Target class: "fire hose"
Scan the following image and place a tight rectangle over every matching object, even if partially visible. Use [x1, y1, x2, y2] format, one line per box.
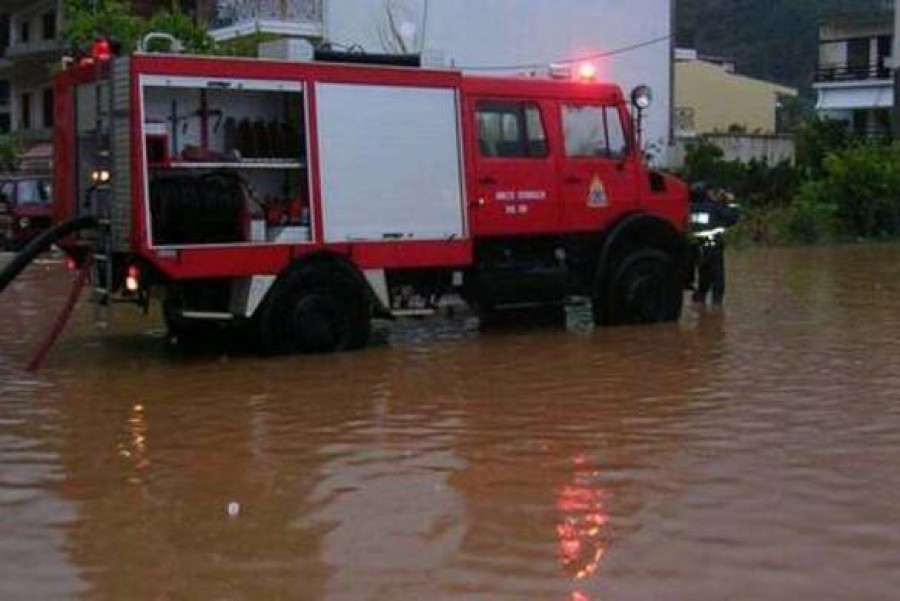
[0, 216, 98, 371]
[0, 216, 97, 294]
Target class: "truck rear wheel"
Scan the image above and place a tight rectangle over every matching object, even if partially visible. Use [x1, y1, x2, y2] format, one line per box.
[601, 248, 682, 325]
[260, 266, 370, 355]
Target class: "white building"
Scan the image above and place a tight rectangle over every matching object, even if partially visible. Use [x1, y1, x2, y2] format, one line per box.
[0, 1, 63, 141]
[211, 0, 676, 164]
[814, 2, 894, 137]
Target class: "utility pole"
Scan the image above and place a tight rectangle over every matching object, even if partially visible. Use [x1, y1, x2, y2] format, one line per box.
[894, 0, 900, 138]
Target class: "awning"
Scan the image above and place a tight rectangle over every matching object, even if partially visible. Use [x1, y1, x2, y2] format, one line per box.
[816, 86, 894, 111]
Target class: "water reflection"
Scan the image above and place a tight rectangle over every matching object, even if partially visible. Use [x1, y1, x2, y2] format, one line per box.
[556, 455, 609, 598]
[3, 246, 900, 599]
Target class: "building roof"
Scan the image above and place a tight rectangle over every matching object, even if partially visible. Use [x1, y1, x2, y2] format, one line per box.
[676, 58, 797, 97]
[675, 57, 797, 135]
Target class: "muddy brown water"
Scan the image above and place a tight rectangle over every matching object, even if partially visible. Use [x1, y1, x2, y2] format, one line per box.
[2, 246, 900, 600]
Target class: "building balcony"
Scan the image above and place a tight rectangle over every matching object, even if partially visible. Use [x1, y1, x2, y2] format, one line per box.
[2, 0, 57, 12]
[16, 127, 52, 144]
[210, 0, 324, 41]
[815, 62, 892, 83]
[815, 78, 893, 114]
[3, 39, 64, 61]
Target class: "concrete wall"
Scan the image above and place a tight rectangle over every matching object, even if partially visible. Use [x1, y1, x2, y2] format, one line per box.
[675, 59, 796, 135]
[670, 134, 795, 169]
[325, 0, 674, 164]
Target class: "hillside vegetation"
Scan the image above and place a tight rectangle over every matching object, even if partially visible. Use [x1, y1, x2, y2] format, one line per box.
[676, 0, 890, 89]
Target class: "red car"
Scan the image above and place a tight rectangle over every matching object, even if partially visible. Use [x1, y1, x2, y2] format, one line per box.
[0, 175, 53, 251]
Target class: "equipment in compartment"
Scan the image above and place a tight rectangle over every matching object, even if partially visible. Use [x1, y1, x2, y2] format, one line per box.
[225, 117, 301, 161]
[143, 83, 304, 164]
[143, 78, 310, 247]
[150, 170, 310, 246]
[150, 172, 249, 245]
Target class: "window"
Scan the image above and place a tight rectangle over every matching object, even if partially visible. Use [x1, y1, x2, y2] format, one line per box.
[476, 102, 547, 158]
[20, 92, 31, 130]
[0, 80, 9, 106]
[605, 107, 628, 156]
[562, 105, 629, 158]
[847, 38, 870, 78]
[0, 15, 9, 55]
[523, 105, 548, 157]
[877, 36, 892, 78]
[0, 114, 10, 134]
[42, 11, 56, 40]
[0, 182, 13, 203]
[19, 20, 30, 44]
[16, 179, 52, 205]
[42, 88, 53, 128]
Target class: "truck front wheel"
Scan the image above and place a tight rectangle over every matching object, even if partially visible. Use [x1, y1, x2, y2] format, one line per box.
[601, 248, 683, 325]
[260, 267, 370, 355]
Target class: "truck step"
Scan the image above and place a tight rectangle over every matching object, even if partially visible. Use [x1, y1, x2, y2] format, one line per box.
[179, 311, 235, 321]
[390, 308, 436, 318]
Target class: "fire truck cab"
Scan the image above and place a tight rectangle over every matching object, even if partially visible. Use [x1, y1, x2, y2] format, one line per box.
[53, 48, 691, 354]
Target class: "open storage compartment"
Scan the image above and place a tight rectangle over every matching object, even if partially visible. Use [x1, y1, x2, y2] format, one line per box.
[140, 75, 311, 247]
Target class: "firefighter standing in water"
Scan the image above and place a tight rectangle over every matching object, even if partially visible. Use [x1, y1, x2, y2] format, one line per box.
[690, 182, 740, 305]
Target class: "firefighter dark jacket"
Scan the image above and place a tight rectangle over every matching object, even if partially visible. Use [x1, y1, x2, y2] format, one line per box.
[691, 197, 740, 231]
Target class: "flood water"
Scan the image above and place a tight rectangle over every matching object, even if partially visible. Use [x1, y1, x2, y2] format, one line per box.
[2, 245, 900, 600]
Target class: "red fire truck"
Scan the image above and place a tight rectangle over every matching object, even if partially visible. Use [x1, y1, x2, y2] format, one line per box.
[49, 44, 692, 354]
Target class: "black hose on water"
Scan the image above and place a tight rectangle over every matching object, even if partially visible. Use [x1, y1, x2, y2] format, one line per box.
[0, 216, 98, 295]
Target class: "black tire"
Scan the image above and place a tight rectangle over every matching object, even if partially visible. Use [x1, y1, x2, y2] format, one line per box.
[600, 247, 683, 325]
[259, 266, 370, 355]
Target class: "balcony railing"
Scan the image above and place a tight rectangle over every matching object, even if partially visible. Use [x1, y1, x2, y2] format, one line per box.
[3, 39, 63, 60]
[16, 127, 53, 144]
[815, 63, 892, 83]
[212, 0, 323, 35]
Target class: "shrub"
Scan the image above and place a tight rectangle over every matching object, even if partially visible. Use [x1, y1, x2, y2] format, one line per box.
[786, 182, 841, 244]
[794, 116, 852, 178]
[681, 141, 803, 209]
[725, 205, 792, 247]
[808, 143, 900, 240]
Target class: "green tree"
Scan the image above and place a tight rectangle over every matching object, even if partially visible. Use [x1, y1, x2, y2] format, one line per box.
[676, 0, 889, 90]
[63, 0, 145, 50]
[794, 116, 851, 178]
[0, 136, 20, 171]
[146, 10, 215, 53]
[63, 0, 212, 54]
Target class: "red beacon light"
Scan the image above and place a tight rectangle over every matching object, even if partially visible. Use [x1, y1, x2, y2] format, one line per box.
[577, 62, 598, 82]
[549, 62, 599, 82]
[91, 38, 112, 62]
